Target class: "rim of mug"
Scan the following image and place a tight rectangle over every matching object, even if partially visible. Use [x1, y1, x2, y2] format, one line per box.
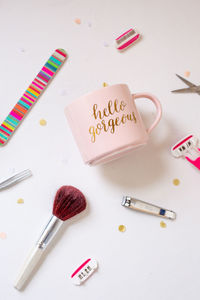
[67, 83, 129, 106]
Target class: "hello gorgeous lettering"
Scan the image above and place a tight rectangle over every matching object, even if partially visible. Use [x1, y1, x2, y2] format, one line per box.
[89, 99, 137, 143]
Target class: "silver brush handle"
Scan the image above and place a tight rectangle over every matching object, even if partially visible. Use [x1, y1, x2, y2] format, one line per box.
[36, 215, 64, 249]
[14, 215, 63, 290]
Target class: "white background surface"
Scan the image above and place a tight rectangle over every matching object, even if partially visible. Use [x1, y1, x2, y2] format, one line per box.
[0, 0, 200, 299]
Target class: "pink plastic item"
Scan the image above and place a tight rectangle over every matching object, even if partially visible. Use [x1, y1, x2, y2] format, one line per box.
[171, 134, 200, 170]
[71, 258, 98, 285]
[115, 28, 140, 51]
[65, 84, 162, 166]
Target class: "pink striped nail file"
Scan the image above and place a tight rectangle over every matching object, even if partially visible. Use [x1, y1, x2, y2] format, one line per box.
[0, 48, 67, 146]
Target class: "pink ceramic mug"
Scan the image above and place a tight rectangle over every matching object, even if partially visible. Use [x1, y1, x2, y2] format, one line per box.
[65, 84, 162, 165]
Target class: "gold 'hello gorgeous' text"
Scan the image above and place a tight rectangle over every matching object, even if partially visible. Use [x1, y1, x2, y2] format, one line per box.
[89, 99, 137, 142]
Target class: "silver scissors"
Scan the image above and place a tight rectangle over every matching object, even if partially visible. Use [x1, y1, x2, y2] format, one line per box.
[171, 74, 200, 95]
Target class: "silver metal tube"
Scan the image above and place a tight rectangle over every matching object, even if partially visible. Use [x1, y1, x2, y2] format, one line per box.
[36, 215, 64, 249]
[0, 169, 32, 190]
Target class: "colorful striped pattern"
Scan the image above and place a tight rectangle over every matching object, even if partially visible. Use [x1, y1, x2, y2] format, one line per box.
[0, 48, 67, 146]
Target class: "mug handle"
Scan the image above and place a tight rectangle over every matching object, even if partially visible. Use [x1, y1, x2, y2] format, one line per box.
[132, 93, 162, 134]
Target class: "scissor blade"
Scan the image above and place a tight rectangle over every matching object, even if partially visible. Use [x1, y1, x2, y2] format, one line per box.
[171, 87, 197, 93]
[175, 74, 196, 88]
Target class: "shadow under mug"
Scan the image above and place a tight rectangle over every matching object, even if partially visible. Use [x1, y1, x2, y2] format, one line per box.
[65, 84, 162, 166]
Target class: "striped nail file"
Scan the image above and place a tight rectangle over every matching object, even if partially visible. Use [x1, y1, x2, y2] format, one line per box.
[0, 48, 67, 146]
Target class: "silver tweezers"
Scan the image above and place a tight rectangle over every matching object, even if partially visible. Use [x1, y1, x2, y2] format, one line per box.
[0, 169, 32, 190]
[171, 74, 200, 95]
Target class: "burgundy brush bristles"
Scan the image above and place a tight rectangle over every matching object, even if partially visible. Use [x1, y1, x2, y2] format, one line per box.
[53, 186, 86, 221]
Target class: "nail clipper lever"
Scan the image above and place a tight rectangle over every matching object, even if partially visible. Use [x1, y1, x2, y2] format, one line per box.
[122, 196, 176, 220]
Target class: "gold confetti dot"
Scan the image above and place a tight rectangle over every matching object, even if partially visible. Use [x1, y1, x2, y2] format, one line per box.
[17, 198, 24, 204]
[184, 71, 190, 77]
[173, 178, 180, 186]
[74, 18, 81, 24]
[103, 82, 108, 87]
[39, 119, 47, 126]
[118, 225, 126, 232]
[160, 221, 167, 228]
[0, 232, 7, 239]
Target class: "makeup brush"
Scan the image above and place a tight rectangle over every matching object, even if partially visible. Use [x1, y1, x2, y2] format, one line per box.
[14, 185, 86, 290]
